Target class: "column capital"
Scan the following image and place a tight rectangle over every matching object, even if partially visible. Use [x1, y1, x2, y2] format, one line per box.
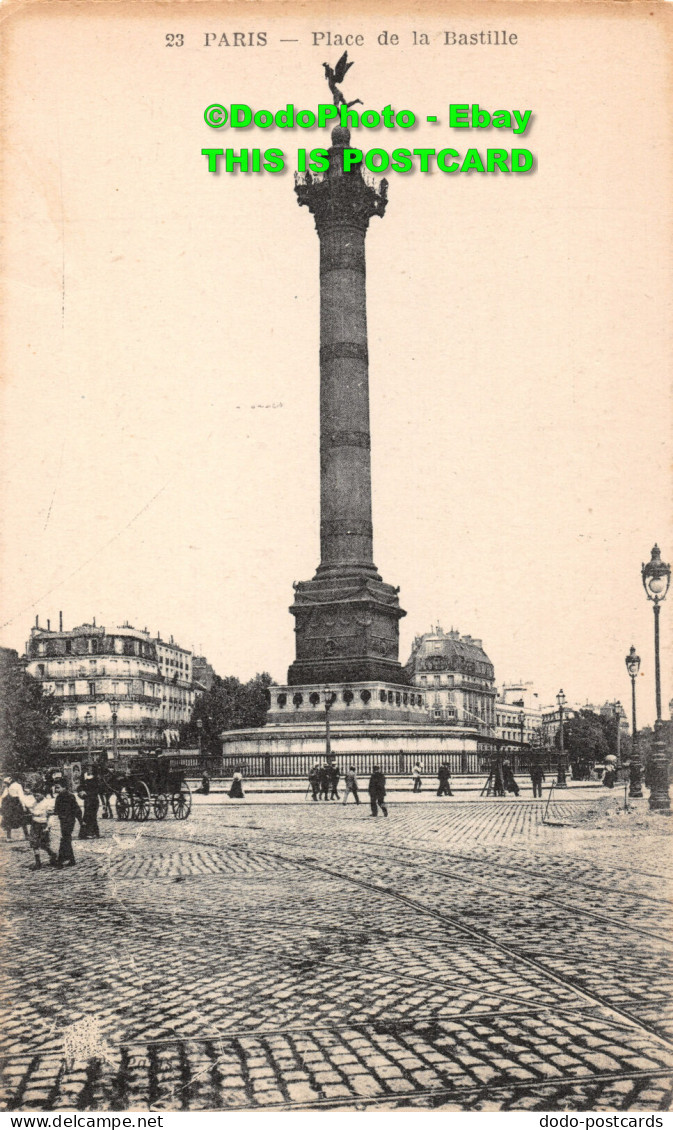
[295, 147, 387, 233]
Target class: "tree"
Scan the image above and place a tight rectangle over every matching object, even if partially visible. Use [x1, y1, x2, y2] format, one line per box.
[180, 672, 274, 756]
[0, 649, 62, 776]
[554, 708, 633, 780]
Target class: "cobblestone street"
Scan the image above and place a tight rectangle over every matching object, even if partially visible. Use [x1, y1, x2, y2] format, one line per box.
[2, 792, 672, 1112]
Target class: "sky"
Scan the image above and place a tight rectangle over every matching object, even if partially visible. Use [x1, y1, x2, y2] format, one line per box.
[1, 1, 671, 724]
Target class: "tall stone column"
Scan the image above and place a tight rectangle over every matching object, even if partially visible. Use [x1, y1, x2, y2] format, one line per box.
[288, 127, 407, 687]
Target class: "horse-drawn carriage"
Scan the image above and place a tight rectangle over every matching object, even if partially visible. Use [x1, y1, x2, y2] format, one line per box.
[104, 754, 192, 822]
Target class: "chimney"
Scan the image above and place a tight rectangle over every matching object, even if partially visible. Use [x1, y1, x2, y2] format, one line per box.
[93, 616, 96, 627]
[35, 615, 39, 628]
[59, 611, 63, 632]
[47, 619, 51, 631]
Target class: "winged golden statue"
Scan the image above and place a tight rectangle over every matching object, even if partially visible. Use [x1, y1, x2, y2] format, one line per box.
[322, 51, 363, 109]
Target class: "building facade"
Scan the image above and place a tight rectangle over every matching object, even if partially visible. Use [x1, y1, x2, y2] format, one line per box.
[405, 627, 497, 731]
[494, 683, 544, 747]
[541, 702, 578, 747]
[154, 635, 194, 746]
[25, 618, 195, 759]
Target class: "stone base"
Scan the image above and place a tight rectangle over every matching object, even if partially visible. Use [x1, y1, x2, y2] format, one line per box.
[221, 679, 481, 770]
[288, 573, 408, 687]
[221, 720, 480, 767]
[268, 680, 426, 726]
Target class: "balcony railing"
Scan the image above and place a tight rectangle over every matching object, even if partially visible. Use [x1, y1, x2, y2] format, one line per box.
[54, 693, 161, 705]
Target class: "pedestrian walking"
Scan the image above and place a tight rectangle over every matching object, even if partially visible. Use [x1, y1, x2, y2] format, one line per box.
[78, 768, 101, 839]
[437, 762, 453, 796]
[342, 766, 360, 805]
[228, 768, 245, 798]
[318, 762, 331, 802]
[201, 772, 211, 796]
[329, 761, 340, 800]
[411, 763, 422, 793]
[28, 790, 57, 870]
[502, 761, 520, 796]
[53, 782, 82, 868]
[529, 761, 545, 798]
[308, 763, 321, 802]
[368, 766, 388, 817]
[603, 755, 617, 789]
[1, 775, 32, 841]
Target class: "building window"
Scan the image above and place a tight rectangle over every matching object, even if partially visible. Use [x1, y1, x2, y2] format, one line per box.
[88, 682, 96, 696]
[69, 683, 76, 695]
[65, 640, 72, 654]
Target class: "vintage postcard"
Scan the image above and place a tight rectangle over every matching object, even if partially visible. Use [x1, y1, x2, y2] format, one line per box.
[1, 0, 672, 1117]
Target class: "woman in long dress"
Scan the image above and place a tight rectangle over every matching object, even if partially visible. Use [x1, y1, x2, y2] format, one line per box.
[228, 769, 244, 799]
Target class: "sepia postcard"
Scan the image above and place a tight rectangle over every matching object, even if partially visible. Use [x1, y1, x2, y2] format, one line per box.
[1, 0, 672, 1119]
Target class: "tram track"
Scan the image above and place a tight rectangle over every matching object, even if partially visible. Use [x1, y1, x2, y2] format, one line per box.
[3, 819, 673, 1114]
[205, 805, 673, 885]
[302, 845, 672, 944]
[115, 827, 673, 1055]
[111, 822, 671, 941]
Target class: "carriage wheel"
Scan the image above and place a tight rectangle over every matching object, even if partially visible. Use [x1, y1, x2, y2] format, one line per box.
[171, 781, 192, 820]
[115, 787, 131, 821]
[153, 792, 169, 821]
[132, 781, 151, 822]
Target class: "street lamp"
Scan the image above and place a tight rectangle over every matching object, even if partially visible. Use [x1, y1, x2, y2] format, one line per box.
[84, 709, 92, 758]
[519, 710, 525, 753]
[625, 646, 642, 799]
[556, 690, 567, 787]
[642, 544, 671, 813]
[110, 698, 119, 767]
[196, 717, 203, 758]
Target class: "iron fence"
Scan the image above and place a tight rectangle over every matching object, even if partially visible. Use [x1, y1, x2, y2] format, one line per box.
[178, 749, 560, 779]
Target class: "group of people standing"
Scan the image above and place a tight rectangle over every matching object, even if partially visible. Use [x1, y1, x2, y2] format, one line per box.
[411, 762, 454, 796]
[0, 767, 103, 872]
[308, 762, 388, 816]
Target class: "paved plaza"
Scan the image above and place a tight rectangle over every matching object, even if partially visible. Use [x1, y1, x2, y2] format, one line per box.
[1, 788, 673, 1112]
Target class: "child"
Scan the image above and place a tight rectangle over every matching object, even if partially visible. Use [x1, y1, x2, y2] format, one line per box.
[28, 791, 57, 870]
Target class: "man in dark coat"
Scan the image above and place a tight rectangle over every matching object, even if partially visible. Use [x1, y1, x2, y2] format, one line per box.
[437, 763, 453, 796]
[368, 766, 388, 817]
[308, 763, 321, 801]
[78, 769, 101, 839]
[502, 761, 520, 796]
[53, 782, 82, 868]
[328, 761, 340, 800]
[529, 760, 545, 798]
[318, 762, 331, 802]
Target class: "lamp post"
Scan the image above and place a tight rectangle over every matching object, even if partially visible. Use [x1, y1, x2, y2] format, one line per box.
[519, 710, 525, 753]
[110, 698, 119, 767]
[625, 646, 642, 798]
[614, 702, 622, 767]
[84, 709, 92, 759]
[196, 717, 203, 758]
[642, 544, 671, 813]
[324, 686, 336, 762]
[556, 690, 567, 787]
